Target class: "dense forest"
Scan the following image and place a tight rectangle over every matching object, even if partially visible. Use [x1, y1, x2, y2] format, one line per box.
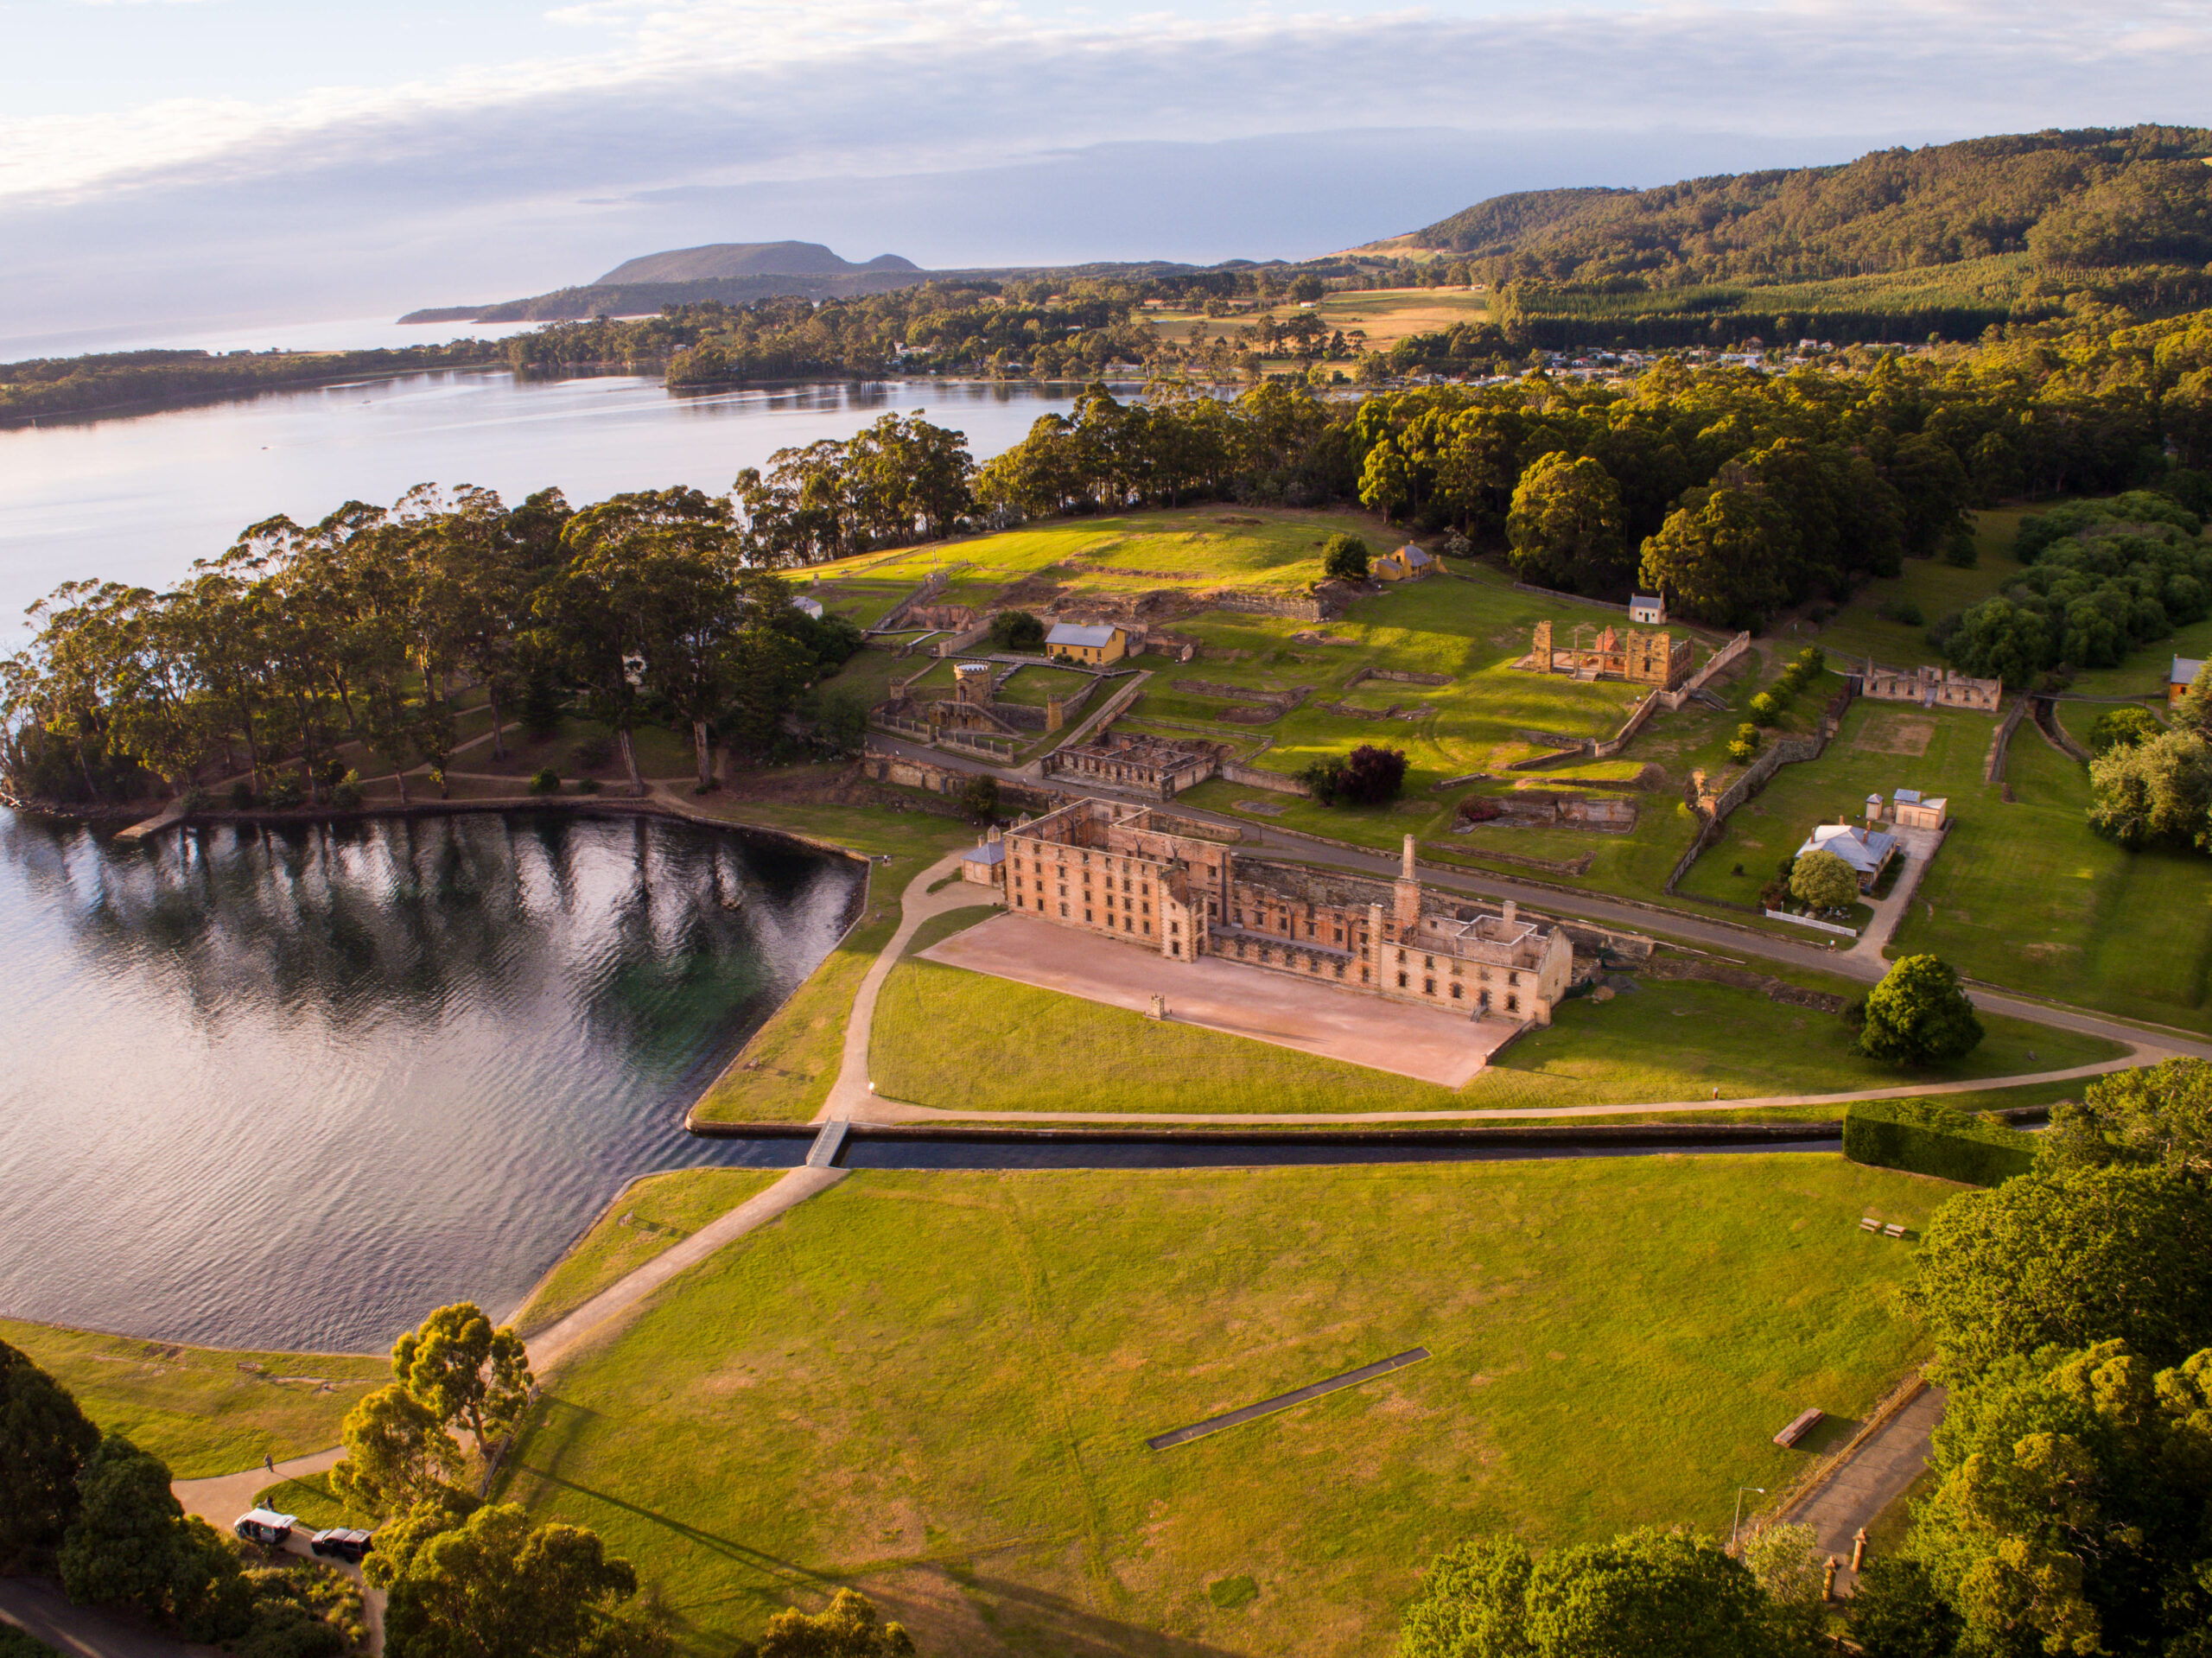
[1392, 126, 2212, 346]
[0, 340, 508, 424]
[14, 299, 2212, 814]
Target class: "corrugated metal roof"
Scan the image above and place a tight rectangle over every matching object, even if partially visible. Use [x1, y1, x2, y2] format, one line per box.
[1894, 788, 1922, 804]
[963, 842, 1007, 865]
[1797, 823, 1896, 877]
[2175, 657, 2207, 684]
[1046, 622, 1119, 648]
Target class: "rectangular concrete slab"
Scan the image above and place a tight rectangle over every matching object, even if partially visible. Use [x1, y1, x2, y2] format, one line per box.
[919, 912, 1514, 1086]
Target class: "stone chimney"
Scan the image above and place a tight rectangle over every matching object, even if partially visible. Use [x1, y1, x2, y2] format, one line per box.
[1503, 899, 1517, 928]
[1394, 835, 1421, 930]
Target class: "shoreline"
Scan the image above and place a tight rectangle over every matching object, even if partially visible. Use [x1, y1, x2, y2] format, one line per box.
[0, 365, 1165, 431]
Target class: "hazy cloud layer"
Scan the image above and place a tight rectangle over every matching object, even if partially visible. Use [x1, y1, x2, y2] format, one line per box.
[6, 0, 2210, 342]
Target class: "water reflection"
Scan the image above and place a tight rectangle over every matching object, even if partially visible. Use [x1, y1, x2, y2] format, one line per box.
[0, 809, 859, 1351]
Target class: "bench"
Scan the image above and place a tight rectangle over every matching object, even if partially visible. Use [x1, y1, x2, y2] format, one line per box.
[1774, 1407, 1824, 1449]
[1859, 1216, 1880, 1231]
[1884, 1223, 1907, 1239]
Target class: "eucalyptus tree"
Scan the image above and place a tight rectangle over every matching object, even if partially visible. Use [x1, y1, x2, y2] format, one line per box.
[533, 488, 736, 795]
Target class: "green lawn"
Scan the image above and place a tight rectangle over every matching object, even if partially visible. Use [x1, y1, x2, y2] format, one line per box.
[1672, 696, 1997, 912]
[1891, 724, 2212, 1032]
[991, 664, 1097, 708]
[499, 1158, 1942, 1657]
[510, 1170, 788, 1335]
[1811, 508, 2037, 669]
[1, 1319, 385, 1479]
[868, 949, 2119, 1115]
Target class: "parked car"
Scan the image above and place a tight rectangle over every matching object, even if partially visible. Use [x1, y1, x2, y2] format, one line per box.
[309, 1527, 374, 1564]
[232, 1509, 296, 1547]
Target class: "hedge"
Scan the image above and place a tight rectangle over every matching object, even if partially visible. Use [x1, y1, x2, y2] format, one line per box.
[1842, 1097, 2037, 1186]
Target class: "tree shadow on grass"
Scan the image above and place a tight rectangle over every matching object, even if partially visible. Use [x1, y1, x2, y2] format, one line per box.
[945, 1569, 1248, 1658]
[512, 1463, 835, 1595]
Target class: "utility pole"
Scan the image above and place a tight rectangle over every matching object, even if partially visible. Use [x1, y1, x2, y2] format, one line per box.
[1730, 1486, 1766, 1553]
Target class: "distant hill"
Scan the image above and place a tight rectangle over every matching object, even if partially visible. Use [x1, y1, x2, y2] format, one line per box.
[1364, 187, 1633, 259]
[594, 241, 921, 283]
[1368, 126, 2212, 284]
[401, 242, 935, 325]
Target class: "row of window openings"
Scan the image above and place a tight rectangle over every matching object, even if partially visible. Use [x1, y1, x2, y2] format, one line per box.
[1394, 969, 1520, 1010]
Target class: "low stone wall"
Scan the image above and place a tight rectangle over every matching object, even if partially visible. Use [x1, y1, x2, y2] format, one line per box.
[1984, 694, 2030, 783]
[1206, 588, 1332, 622]
[1638, 956, 1847, 1013]
[1219, 760, 1313, 797]
[1346, 666, 1451, 689]
[1425, 841, 1596, 877]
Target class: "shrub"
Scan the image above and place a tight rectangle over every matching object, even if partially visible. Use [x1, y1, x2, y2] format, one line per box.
[230, 781, 256, 810]
[987, 610, 1046, 651]
[958, 774, 1000, 823]
[1726, 737, 1758, 764]
[528, 769, 561, 796]
[1458, 797, 1503, 823]
[1878, 598, 1926, 626]
[1304, 745, 1407, 806]
[329, 772, 364, 810]
[1747, 691, 1781, 726]
[262, 772, 303, 810]
[1843, 1098, 2036, 1185]
[1789, 847, 1860, 913]
[1321, 533, 1371, 582]
[2091, 705, 2164, 754]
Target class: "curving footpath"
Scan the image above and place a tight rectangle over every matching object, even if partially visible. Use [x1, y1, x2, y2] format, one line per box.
[823, 849, 988, 1122]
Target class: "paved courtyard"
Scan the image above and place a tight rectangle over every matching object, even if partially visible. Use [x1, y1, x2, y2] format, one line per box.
[919, 912, 1516, 1086]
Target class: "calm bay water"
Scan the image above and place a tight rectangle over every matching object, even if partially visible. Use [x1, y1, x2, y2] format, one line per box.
[0, 371, 1097, 632]
[0, 809, 856, 1352]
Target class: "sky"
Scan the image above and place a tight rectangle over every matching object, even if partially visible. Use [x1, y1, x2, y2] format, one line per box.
[4, 0, 2212, 350]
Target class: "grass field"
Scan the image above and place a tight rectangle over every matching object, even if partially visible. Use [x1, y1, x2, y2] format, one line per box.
[1891, 722, 2212, 1032]
[1809, 509, 2036, 669]
[1141, 289, 1491, 354]
[1671, 696, 1996, 912]
[1, 1318, 385, 1479]
[509, 1170, 788, 1334]
[500, 1158, 1942, 1657]
[806, 506, 1384, 626]
[868, 946, 2119, 1115]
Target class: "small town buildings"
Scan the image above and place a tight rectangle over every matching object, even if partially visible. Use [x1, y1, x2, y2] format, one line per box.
[1525, 619, 1693, 689]
[1046, 621, 1128, 664]
[1860, 661, 2002, 712]
[2172, 657, 2206, 707]
[998, 798, 1575, 1023]
[1629, 593, 1667, 626]
[1797, 821, 1897, 890]
[1374, 543, 1436, 581]
[793, 594, 826, 620]
[1864, 789, 1946, 830]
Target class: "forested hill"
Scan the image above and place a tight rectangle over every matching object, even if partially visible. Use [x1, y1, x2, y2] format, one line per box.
[1377, 127, 2212, 283]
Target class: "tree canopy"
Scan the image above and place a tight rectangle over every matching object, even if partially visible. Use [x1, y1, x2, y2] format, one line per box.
[1859, 956, 1985, 1067]
[1912, 1163, 2212, 1375]
[0, 1339, 101, 1564]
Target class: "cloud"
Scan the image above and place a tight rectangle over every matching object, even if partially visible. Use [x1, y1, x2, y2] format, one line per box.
[8, 0, 2210, 211]
[2, 0, 2209, 340]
